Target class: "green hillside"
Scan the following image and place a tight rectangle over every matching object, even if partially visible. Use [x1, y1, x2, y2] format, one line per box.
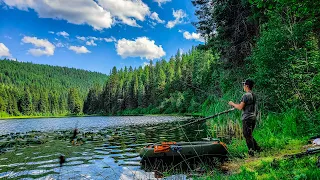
[0, 59, 108, 117]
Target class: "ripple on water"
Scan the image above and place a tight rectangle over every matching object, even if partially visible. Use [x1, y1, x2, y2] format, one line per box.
[28, 169, 52, 176]
[37, 163, 60, 168]
[31, 153, 60, 160]
[105, 145, 121, 149]
[123, 157, 141, 162]
[122, 153, 139, 158]
[127, 144, 140, 148]
[67, 156, 93, 161]
[94, 150, 110, 155]
[26, 159, 57, 165]
[124, 148, 136, 153]
[110, 149, 123, 154]
[119, 161, 141, 167]
[0, 171, 16, 178]
[63, 160, 84, 166]
[0, 116, 210, 179]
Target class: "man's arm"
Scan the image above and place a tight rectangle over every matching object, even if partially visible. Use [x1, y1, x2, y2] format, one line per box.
[228, 101, 245, 110]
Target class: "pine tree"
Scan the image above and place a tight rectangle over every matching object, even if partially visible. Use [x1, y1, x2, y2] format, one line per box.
[68, 88, 82, 114]
[20, 88, 33, 115]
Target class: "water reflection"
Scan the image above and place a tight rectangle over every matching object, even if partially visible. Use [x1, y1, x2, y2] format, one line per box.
[0, 116, 221, 179]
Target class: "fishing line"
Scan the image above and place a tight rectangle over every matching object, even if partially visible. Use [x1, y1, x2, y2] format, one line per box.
[176, 120, 205, 165]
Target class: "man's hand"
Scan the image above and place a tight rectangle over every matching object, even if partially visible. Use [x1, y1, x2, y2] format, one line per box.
[228, 101, 245, 110]
[228, 101, 235, 106]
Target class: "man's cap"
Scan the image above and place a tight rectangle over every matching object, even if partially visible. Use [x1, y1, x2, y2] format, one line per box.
[242, 79, 254, 88]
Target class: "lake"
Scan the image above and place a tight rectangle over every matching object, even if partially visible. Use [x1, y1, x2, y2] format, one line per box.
[0, 116, 217, 179]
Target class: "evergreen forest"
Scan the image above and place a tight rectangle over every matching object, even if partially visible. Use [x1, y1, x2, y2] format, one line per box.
[0, 60, 107, 117]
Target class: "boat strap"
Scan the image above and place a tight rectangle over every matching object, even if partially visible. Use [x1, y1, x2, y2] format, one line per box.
[154, 145, 170, 153]
[154, 142, 177, 153]
[161, 142, 176, 145]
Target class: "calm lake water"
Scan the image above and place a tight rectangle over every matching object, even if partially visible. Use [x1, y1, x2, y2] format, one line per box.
[0, 116, 216, 179]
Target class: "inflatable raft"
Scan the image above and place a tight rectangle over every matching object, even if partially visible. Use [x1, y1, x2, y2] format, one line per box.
[139, 139, 228, 160]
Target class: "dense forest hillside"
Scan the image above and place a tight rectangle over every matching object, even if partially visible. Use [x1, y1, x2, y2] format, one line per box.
[0, 59, 107, 117]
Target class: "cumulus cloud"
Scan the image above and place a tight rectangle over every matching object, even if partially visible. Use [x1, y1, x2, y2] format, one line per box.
[0, 43, 12, 57]
[88, 36, 99, 41]
[166, 9, 187, 29]
[150, 12, 164, 24]
[48, 31, 54, 34]
[153, 0, 171, 7]
[69, 46, 91, 54]
[56, 31, 69, 38]
[54, 42, 66, 48]
[104, 36, 117, 42]
[116, 37, 165, 60]
[22, 36, 55, 56]
[86, 40, 97, 46]
[76, 36, 86, 41]
[182, 31, 205, 42]
[2, 0, 113, 30]
[97, 0, 150, 27]
[76, 36, 116, 43]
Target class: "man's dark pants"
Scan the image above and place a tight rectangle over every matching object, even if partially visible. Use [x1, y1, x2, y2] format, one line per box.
[243, 118, 260, 156]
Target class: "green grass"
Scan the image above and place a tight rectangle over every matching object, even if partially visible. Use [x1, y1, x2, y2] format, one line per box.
[196, 153, 320, 180]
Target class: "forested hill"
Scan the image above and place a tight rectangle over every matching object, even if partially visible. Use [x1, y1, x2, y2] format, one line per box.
[0, 59, 108, 117]
[0, 59, 107, 94]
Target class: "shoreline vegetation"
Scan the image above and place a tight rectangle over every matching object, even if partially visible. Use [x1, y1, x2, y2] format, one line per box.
[0, 113, 203, 120]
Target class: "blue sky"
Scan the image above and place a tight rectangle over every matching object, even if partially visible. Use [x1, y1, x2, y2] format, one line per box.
[0, 0, 204, 74]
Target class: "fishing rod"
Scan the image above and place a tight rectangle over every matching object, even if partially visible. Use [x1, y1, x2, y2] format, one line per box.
[169, 108, 235, 131]
[284, 147, 320, 159]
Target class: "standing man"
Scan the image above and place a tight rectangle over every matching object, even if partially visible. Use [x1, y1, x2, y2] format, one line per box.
[228, 79, 261, 156]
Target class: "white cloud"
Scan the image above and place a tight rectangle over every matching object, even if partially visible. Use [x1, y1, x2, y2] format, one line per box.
[2, 0, 113, 30]
[97, 0, 150, 27]
[22, 36, 55, 56]
[88, 36, 99, 41]
[48, 31, 54, 34]
[166, 9, 187, 29]
[55, 42, 65, 48]
[0, 43, 12, 57]
[86, 40, 97, 46]
[69, 46, 90, 54]
[104, 37, 117, 42]
[56, 31, 69, 38]
[182, 31, 205, 42]
[150, 12, 164, 24]
[116, 37, 165, 60]
[76, 36, 116, 43]
[153, 0, 171, 7]
[76, 36, 86, 41]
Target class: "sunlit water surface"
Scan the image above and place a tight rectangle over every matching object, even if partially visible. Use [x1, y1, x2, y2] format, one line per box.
[0, 116, 216, 179]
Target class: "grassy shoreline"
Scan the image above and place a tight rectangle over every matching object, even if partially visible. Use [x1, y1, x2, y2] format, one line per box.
[197, 138, 320, 179]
